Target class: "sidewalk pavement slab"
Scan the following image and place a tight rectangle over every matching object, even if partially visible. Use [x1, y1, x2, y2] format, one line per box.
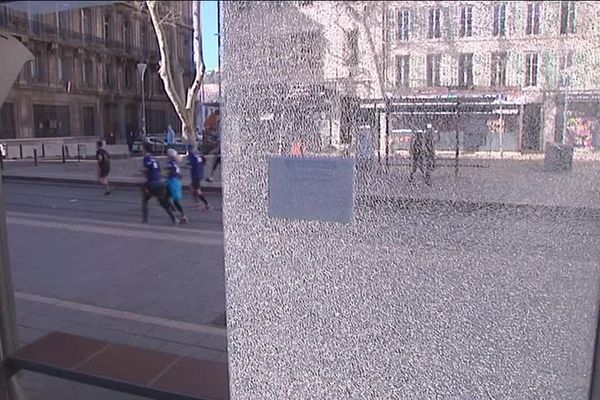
[1, 155, 222, 192]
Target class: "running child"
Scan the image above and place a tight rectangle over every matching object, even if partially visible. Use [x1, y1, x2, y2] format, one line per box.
[166, 148, 188, 224]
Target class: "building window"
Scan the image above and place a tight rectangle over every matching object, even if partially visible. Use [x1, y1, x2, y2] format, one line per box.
[29, 51, 45, 82]
[428, 8, 441, 38]
[82, 106, 95, 136]
[83, 59, 93, 87]
[560, 1, 576, 34]
[526, 2, 541, 35]
[524, 52, 538, 87]
[493, 3, 506, 37]
[104, 63, 114, 89]
[57, 11, 69, 40]
[81, 8, 92, 37]
[33, 105, 71, 138]
[491, 52, 507, 87]
[460, 5, 473, 37]
[58, 56, 71, 83]
[426, 54, 441, 86]
[559, 51, 574, 86]
[396, 55, 410, 88]
[141, 24, 149, 55]
[103, 14, 111, 42]
[125, 63, 134, 90]
[0, 6, 9, 28]
[123, 20, 132, 51]
[0, 103, 16, 139]
[30, 13, 41, 35]
[397, 10, 409, 41]
[346, 28, 359, 66]
[458, 53, 474, 87]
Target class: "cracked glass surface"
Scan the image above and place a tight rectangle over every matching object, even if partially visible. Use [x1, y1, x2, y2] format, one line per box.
[221, 1, 600, 399]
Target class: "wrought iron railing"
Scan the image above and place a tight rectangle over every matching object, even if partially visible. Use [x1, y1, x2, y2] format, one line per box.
[0, 11, 159, 61]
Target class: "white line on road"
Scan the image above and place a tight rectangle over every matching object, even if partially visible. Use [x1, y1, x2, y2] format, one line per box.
[7, 210, 223, 236]
[15, 291, 227, 337]
[7, 215, 223, 246]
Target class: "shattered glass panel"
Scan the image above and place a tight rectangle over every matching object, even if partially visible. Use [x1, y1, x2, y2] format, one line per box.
[222, 1, 600, 398]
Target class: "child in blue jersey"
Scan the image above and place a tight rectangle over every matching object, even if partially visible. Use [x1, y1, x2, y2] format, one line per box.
[166, 149, 188, 224]
[141, 152, 176, 224]
[187, 146, 212, 210]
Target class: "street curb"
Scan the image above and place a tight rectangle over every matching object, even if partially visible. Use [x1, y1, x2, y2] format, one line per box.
[360, 194, 600, 216]
[1, 174, 223, 193]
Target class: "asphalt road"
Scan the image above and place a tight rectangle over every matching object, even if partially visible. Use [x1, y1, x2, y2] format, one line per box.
[3, 179, 600, 399]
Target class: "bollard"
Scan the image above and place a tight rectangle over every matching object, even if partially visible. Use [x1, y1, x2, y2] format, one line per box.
[19, 144, 22, 159]
[62, 145, 66, 163]
[33, 148, 37, 166]
[77, 145, 81, 162]
[65, 145, 69, 158]
[41, 143, 45, 158]
[0, 153, 3, 170]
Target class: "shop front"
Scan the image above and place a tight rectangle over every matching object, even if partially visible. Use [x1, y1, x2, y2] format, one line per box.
[383, 95, 521, 156]
[555, 93, 600, 151]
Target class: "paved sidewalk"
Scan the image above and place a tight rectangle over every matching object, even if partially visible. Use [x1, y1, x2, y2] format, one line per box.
[360, 156, 600, 210]
[1, 155, 222, 190]
[3, 153, 599, 210]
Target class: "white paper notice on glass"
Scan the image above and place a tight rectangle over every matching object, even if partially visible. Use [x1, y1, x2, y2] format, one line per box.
[268, 156, 355, 223]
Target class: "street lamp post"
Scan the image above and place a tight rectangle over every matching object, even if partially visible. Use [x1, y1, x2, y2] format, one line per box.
[137, 63, 147, 139]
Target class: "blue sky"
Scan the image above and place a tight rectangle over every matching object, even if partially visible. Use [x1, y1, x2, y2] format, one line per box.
[201, 0, 219, 71]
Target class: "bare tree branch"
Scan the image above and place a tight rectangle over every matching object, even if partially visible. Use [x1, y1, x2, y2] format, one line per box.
[340, 1, 387, 102]
[186, 0, 205, 111]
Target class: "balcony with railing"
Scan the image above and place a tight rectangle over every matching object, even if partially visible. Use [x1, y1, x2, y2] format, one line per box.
[0, 11, 159, 61]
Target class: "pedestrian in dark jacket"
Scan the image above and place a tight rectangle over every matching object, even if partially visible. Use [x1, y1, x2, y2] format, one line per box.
[409, 127, 435, 185]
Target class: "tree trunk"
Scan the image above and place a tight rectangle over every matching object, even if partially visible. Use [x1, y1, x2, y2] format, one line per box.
[146, 0, 205, 146]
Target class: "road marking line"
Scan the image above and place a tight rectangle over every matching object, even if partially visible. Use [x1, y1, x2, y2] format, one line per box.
[15, 291, 227, 337]
[7, 211, 223, 237]
[7, 216, 223, 246]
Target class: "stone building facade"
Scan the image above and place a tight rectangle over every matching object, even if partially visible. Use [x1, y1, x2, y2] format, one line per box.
[226, 1, 600, 154]
[0, 1, 194, 144]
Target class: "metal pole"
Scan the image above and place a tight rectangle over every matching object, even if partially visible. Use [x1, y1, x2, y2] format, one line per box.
[18, 145, 22, 160]
[41, 143, 45, 158]
[217, 0, 221, 104]
[141, 82, 146, 138]
[0, 174, 25, 400]
[499, 99, 504, 160]
[454, 97, 459, 177]
[33, 148, 37, 166]
[138, 63, 147, 140]
[562, 90, 568, 145]
[61, 145, 65, 163]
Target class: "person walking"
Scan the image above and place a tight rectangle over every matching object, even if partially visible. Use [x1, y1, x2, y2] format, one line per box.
[408, 127, 435, 185]
[96, 140, 111, 195]
[127, 131, 135, 155]
[187, 145, 212, 210]
[166, 125, 175, 147]
[166, 148, 188, 224]
[141, 151, 177, 224]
